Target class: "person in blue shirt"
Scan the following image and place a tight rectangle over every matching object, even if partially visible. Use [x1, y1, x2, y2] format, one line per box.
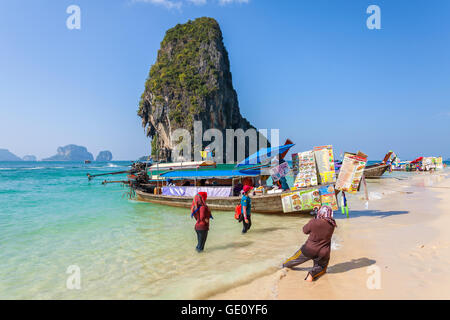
[241, 185, 253, 233]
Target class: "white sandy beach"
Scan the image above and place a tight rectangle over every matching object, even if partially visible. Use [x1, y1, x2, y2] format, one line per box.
[211, 170, 450, 299]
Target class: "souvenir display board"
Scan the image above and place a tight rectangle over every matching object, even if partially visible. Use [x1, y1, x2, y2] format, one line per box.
[292, 151, 318, 188]
[422, 157, 435, 170]
[270, 161, 291, 182]
[313, 145, 336, 184]
[280, 188, 321, 213]
[318, 185, 338, 211]
[335, 153, 368, 193]
[435, 157, 444, 170]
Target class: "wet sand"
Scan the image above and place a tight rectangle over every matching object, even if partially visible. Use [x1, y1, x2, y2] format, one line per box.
[210, 170, 450, 299]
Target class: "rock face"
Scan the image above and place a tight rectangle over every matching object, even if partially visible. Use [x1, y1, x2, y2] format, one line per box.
[23, 155, 37, 161]
[138, 17, 266, 162]
[139, 155, 152, 161]
[0, 149, 23, 161]
[43, 145, 94, 161]
[96, 151, 113, 162]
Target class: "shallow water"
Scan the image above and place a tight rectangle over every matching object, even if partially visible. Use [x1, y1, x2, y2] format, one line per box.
[0, 161, 309, 299]
[0, 161, 448, 299]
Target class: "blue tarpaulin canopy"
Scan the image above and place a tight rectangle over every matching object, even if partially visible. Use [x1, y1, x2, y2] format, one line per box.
[236, 144, 295, 167]
[160, 169, 261, 179]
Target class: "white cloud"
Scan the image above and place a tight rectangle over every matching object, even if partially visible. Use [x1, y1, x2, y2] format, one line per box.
[133, 0, 183, 10]
[188, 0, 207, 5]
[133, 0, 249, 10]
[219, 0, 249, 4]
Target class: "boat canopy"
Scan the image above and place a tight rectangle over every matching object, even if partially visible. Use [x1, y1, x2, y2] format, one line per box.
[149, 160, 216, 171]
[160, 169, 261, 179]
[236, 144, 295, 167]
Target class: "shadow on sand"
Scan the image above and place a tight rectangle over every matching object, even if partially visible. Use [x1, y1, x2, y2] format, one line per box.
[335, 210, 409, 219]
[208, 241, 253, 252]
[250, 227, 288, 233]
[291, 257, 376, 274]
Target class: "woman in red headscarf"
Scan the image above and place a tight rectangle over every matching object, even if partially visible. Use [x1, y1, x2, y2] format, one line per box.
[282, 205, 336, 281]
[191, 192, 212, 252]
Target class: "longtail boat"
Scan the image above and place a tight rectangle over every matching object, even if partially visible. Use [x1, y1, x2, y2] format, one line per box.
[90, 141, 367, 215]
[135, 189, 286, 213]
[363, 151, 395, 179]
[132, 143, 305, 214]
[363, 163, 391, 178]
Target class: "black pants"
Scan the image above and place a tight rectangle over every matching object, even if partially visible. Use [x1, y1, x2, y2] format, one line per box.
[196, 229, 208, 252]
[242, 216, 252, 233]
[282, 247, 329, 280]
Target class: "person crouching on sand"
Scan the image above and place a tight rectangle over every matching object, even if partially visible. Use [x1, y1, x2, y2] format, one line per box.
[191, 192, 212, 252]
[282, 205, 336, 281]
[240, 185, 253, 234]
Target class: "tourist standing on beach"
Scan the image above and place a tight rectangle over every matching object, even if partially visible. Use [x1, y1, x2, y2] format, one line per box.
[241, 185, 253, 234]
[282, 205, 336, 281]
[191, 192, 211, 252]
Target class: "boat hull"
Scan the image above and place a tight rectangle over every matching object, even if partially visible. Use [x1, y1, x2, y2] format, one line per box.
[363, 163, 390, 178]
[134, 189, 309, 214]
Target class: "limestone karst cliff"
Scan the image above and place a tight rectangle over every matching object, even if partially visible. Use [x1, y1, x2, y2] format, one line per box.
[0, 149, 22, 161]
[96, 151, 113, 162]
[138, 17, 267, 162]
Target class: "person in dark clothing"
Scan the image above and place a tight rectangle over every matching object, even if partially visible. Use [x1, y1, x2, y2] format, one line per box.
[277, 176, 290, 191]
[233, 182, 243, 196]
[240, 185, 253, 234]
[283, 205, 336, 281]
[191, 192, 212, 252]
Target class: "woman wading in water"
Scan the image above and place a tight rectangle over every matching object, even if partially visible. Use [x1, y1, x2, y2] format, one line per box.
[191, 192, 212, 252]
[240, 185, 253, 234]
[282, 205, 336, 281]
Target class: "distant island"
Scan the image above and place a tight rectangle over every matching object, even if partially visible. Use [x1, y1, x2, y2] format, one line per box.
[96, 151, 113, 162]
[43, 145, 94, 161]
[22, 155, 37, 161]
[0, 149, 23, 161]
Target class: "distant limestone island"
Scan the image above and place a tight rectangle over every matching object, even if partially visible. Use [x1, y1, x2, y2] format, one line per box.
[22, 155, 37, 161]
[43, 145, 113, 162]
[96, 150, 113, 162]
[0, 149, 23, 161]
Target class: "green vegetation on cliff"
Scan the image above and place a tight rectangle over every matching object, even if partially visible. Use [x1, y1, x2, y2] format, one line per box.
[137, 17, 260, 161]
[138, 17, 222, 129]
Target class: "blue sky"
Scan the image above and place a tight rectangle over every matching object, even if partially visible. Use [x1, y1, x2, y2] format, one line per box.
[1, 0, 449, 160]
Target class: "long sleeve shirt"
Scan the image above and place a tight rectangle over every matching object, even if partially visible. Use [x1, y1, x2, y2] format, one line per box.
[301, 218, 335, 259]
[194, 205, 211, 231]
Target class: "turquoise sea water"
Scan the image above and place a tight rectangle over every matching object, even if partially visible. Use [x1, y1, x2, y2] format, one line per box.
[1, 160, 448, 299]
[0, 161, 307, 299]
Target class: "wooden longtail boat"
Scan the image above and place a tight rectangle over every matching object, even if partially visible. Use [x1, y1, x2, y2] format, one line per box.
[363, 163, 390, 178]
[362, 151, 394, 179]
[134, 188, 287, 214]
[132, 142, 310, 214]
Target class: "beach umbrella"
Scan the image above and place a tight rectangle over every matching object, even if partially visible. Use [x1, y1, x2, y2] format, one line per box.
[236, 144, 295, 167]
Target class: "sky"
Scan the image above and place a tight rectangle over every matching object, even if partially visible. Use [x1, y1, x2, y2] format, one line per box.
[0, 0, 449, 160]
